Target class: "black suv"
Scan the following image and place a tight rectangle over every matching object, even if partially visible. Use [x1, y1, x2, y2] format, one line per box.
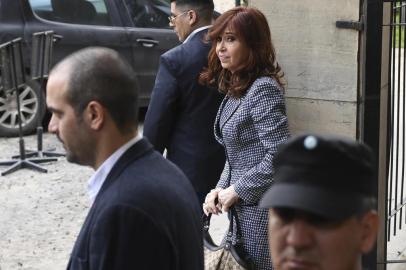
[0, 0, 179, 136]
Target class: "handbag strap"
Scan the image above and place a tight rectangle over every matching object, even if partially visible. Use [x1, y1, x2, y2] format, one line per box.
[226, 207, 243, 245]
[222, 147, 244, 245]
[203, 213, 211, 233]
[203, 209, 243, 243]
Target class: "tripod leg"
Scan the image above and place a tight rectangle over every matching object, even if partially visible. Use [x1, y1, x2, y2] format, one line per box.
[12, 149, 65, 159]
[37, 126, 43, 152]
[1, 160, 48, 176]
[29, 157, 58, 163]
[1, 161, 23, 176]
[16, 151, 37, 159]
[23, 160, 48, 173]
[0, 160, 20, 166]
[40, 151, 65, 157]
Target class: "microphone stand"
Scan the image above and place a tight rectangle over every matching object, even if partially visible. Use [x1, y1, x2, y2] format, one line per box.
[0, 38, 54, 176]
[15, 31, 64, 159]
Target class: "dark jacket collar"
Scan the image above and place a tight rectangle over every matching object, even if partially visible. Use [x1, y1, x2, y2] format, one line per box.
[95, 138, 154, 200]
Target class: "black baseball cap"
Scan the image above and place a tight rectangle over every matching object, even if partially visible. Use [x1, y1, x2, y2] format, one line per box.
[260, 134, 376, 220]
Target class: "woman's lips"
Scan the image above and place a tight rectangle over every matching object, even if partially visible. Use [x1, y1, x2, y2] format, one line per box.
[218, 55, 228, 62]
[284, 258, 317, 269]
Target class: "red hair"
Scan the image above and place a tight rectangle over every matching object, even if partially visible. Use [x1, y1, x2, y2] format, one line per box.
[199, 6, 284, 97]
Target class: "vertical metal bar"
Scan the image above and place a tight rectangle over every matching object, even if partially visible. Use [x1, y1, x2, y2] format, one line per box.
[388, 0, 396, 242]
[401, 0, 406, 231]
[10, 41, 25, 148]
[364, 0, 385, 267]
[38, 34, 45, 152]
[377, 3, 391, 267]
[393, 0, 403, 237]
[402, 1, 406, 230]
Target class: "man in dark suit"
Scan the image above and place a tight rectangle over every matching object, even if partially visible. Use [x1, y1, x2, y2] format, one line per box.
[143, 0, 225, 205]
[46, 47, 203, 270]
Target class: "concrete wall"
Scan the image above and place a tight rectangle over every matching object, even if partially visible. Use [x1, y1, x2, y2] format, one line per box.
[213, 0, 235, 13]
[250, 0, 360, 138]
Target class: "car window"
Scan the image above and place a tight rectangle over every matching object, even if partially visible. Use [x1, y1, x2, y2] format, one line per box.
[124, 0, 171, 29]
[28, 0, 112, 26]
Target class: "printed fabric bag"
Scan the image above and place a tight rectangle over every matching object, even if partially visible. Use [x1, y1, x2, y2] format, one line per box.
[203, 207, 254, 270]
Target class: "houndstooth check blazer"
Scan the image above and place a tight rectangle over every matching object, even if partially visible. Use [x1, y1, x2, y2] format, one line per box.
[214, 76, 290, 270]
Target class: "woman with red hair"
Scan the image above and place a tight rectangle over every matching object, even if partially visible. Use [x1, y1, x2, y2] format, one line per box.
[201, 6, 290, 269]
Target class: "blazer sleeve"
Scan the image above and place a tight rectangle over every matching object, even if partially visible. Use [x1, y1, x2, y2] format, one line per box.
[88, 205, 175, 270]
[234, 80, 290, 204]
[143, 55, 180, 153]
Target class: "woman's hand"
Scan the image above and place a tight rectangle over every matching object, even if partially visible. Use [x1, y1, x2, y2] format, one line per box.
[218, 185, 239, 212]
[203, 188, 223, 216]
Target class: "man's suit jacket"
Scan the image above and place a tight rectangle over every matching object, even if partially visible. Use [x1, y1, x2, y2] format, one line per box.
[67, 138, 203, 270]
[143, 29, 225, 194]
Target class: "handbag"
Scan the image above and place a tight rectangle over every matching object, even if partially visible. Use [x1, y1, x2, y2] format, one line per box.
[203, 207, 254, 270]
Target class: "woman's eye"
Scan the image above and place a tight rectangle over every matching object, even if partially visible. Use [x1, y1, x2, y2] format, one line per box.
[226, 36, 235, 42]
[216, 37, 222, 43]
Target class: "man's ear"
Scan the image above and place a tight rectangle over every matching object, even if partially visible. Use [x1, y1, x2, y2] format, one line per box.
[84, 101, 104, 131]
[188, 9, 198, 26]
[360, 211, 379, 253]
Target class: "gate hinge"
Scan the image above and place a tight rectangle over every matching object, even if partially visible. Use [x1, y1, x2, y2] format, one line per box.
[335, 20, 363, 31]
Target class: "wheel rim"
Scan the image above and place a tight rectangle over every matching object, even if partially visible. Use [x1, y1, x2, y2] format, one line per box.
[0, 85, 39, 129]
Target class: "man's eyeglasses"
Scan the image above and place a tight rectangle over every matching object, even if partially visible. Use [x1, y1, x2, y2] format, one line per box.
[168, 10, 189, 25]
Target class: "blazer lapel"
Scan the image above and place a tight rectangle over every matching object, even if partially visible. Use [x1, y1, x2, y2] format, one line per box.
[219, 96, 241, 131]
[214, 96, 241, 143]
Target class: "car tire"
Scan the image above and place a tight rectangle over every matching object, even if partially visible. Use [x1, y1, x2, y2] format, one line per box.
[0, 79, 46, 137]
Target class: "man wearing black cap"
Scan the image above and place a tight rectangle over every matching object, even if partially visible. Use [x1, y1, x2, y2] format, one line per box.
[260, 134, 379, 270]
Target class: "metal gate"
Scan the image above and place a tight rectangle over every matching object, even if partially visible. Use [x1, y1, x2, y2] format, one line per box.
[374, 0, 406, 268]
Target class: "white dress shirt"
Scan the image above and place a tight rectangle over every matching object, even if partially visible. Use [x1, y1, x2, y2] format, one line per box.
[183, 25, 211, 44]
[87, 133, 142, 203]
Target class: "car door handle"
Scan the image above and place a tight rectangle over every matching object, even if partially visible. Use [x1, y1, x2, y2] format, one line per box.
[136, 38, 159, 48]
[53, 34, 63, 43]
